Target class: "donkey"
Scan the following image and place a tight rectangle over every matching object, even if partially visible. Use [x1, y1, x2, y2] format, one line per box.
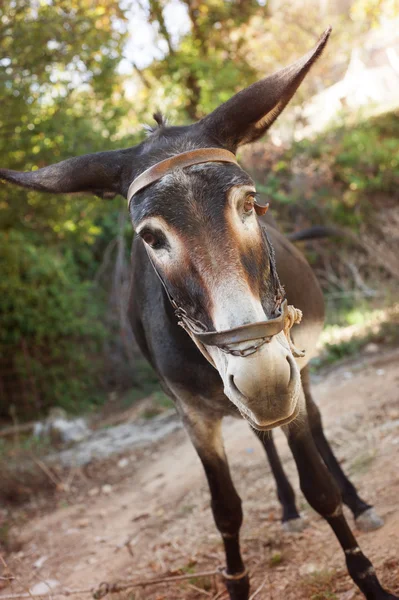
[1, 28, 397, 600]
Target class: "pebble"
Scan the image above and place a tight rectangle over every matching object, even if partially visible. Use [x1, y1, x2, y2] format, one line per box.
[77, 518, 90, 528]
[88, 487, 100, 497]
[339, 590, 356, 600]
[102, 484, 113, 495]
[376, 368, 385, 376]
[364, 343, 379, 353]
[33, 555, 48, 569]
[30, 581, 60, 596]
[117, 458, 129, 468]
[299, 562, 320, 576]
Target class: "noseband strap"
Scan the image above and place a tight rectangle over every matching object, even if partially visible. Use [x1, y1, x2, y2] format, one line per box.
[191, 301, 288, 346]
[127, 148, 238, 208]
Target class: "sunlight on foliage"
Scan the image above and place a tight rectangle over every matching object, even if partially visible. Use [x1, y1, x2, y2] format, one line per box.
[0, 0, 398, 417]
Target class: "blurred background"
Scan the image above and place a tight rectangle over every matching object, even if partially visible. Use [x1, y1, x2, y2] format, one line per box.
[0, 0, 398, 502]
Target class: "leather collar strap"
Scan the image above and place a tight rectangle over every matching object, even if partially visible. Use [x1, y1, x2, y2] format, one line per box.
[127, 148, 238, 208]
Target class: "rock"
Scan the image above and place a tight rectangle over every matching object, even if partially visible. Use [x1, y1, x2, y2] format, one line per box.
[117, 458, 129, 468]
[33, 555, 48, 569]
[101, 484, 113, 495]
[376, 368, 385, 376]
[6, 527, 32, 552]
[339, 590, 356, 600]
[77, 518, 90, 528]
[88, 487, 100, 497]
[45, 413, 181, 467]
[299, 563, 320, 576]
[35, 408, 90, 446]
[30, 580, 60, 596]
[364, 343, 379, 354]
[48, 417, 90, 445]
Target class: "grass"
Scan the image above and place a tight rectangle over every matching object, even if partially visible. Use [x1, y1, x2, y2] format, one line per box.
[300, 569, 338, 600]
[349, 450, 377, 475]
[178, 504, 196, 517]
[188, 576, 213, 592]
[0, 523, 9, 550]
[0, 431, 53, 461]
[311, 303, 399, 371]
[269, 551, 284, 567]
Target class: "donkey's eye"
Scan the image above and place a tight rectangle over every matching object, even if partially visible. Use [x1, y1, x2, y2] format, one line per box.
[243, 195, 255, 213]
[140, 229, 163, 249]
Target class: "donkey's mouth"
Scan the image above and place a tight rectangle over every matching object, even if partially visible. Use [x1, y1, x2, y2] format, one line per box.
[245, 407, 300, 431]
[227, 371, 300, 431]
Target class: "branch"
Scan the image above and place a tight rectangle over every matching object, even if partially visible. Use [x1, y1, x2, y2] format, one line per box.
[0, 568, 223, 600]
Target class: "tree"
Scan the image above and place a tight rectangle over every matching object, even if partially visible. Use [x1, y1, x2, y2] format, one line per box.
[0, 0, 135, 418]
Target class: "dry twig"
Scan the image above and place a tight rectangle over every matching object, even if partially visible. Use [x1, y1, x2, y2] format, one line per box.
[0, 567, 223, 600]
[249, 576, 268, 600]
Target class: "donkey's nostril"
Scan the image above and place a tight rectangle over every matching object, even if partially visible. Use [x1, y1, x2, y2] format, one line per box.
[286, 352, 300, 399]
[229, 374, 248, 401]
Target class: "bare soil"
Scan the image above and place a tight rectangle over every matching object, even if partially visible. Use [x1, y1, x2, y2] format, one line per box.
[2, 349, 399, 600]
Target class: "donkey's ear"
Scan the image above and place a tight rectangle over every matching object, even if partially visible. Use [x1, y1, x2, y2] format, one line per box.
[200, 27, 331, 150]
[0, 148, 137, 199]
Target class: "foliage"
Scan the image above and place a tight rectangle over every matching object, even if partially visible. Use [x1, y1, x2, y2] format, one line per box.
[0, 231, 108, 418]
[350, 0, 399, 26]
[131, 0, 353, 122]
[0, 0, 398, 420]
[247, 110, 399, 230]
[311, 304, 399, 370]
[0, 0, 135, 418]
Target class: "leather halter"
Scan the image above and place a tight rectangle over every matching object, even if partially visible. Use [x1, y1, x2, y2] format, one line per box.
[127, 147, 301, 366]
[127, 148, 269, 215]
[144, 246, 290, 366]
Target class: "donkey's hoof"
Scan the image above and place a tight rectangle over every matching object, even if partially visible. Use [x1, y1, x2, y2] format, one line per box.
[225, 574, 250, 600]
[355, 507, 384, 532]
[282, 516, 307, 533]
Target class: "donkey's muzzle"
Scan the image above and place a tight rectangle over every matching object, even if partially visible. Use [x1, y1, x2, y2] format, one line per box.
[225, 344, 302, 430]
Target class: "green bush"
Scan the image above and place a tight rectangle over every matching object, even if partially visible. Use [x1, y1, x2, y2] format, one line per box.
[250, 110, 399, 229]
[0, 231, 108, 418]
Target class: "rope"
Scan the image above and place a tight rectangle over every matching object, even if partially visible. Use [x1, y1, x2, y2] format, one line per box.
[284, 305, 305, 358]
[0, 568, 223, 600]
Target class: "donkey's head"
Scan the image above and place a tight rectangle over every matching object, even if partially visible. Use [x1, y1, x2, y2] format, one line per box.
[0, 28, 331, 431]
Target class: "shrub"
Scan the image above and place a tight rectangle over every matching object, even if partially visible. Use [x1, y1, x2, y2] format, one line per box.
[0, 231, 108, 419]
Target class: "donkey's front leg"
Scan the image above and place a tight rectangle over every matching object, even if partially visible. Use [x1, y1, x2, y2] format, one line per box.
[301, 365, 384, 531]
[286, 395, 398, 600]
[252, 430, 304, 531]
[181, 409, 250, 600]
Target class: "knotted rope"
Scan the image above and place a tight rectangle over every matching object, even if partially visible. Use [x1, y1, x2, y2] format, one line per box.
[284, 304, 305, 358]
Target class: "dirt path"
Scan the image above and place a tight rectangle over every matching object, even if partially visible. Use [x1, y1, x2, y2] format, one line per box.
[3, 350, 399, 600]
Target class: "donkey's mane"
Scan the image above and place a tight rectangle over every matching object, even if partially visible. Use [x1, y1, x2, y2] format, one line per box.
[144, 112, 168, 136]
